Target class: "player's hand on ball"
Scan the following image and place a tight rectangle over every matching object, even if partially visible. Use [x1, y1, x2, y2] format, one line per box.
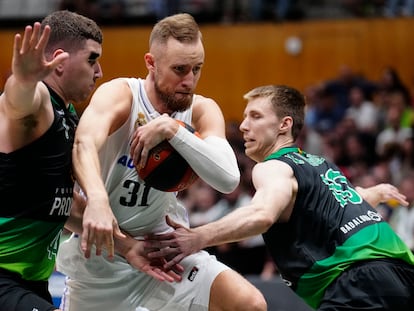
[130, 115, 173, 169]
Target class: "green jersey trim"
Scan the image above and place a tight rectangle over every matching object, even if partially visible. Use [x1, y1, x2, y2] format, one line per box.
[0, 217, 64, 281]
[296, 222, 414, 308]
[264, 147, 301, 161]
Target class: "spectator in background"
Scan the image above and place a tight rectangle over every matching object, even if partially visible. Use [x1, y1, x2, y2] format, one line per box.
[305, 87, 344, 134]
[374, 66, 412, 127]
[59, 0, 126, 24]
[345, 84, 380, 134]
[384, 0, 414, 16]
[376, 89, 413, 158]
[399, 126, 414, 172]
[59, 0, 100, 20]
[341, 0, 385, 17]
[150, 0, 180, 20]
[186, 180, 223, 227]
[322, 64, 376, 121]
[344, 131, 377, 182]
[376, 67, 411, 102]
[389, 173, 414, 252]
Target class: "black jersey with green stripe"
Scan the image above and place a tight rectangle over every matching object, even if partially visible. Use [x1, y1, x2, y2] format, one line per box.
[262, 147, 414, 309]
[0, 84, 78, 281]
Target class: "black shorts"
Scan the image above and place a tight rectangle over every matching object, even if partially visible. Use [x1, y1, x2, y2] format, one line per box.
[318, 258, 414, 311]
[0, 268, 56, 311]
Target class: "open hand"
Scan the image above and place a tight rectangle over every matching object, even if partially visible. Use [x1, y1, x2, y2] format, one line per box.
[123, 238, 184, 282]
[13, 22, 69, 84]
[145, 216, 203, 270]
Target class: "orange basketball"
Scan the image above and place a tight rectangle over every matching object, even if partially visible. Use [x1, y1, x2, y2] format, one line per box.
[137, 121, 200, 192]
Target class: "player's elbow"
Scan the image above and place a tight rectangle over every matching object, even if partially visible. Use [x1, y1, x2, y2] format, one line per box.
[254, 208, 276, 232]
[213, 172, 240, 194]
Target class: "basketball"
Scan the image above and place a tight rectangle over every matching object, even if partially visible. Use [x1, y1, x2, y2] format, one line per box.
[137, 121, 200, 192]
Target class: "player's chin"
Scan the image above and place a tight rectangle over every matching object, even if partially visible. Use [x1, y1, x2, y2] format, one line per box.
[244, 145, 256, 158]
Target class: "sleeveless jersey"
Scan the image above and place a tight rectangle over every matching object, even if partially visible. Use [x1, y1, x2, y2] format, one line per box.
[262, 147, 414, 309]
[0, 85, 78, 281]
[57, 78, 194, 280]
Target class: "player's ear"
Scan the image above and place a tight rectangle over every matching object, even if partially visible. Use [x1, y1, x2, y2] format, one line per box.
[144, 53, 155, 71]
[52, 49, 67, 74]
[279, 116, 293, 133]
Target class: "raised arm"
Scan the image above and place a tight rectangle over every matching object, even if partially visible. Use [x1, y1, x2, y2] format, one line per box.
[0, 23, 69, 149]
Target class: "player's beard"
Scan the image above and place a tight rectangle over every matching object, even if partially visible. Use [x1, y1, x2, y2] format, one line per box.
[154, 81, 193, 113]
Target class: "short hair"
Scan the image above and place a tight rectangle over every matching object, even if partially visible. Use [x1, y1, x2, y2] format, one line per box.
[243, 85, 306, 141]
[149, 13, 201, 47]
[41, 10, 102, 54]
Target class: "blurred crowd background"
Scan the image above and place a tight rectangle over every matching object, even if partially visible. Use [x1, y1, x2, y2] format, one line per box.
[1, 0, 414, 282]
[0, 0, 414, 26]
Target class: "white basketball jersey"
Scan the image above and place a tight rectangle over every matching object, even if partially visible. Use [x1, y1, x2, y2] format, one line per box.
[100, 77, 193, 237]
[57, 78, 193, 280]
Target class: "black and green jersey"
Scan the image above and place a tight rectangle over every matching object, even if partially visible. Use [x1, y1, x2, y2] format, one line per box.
[263, 147, 414, 309]
[0, 85, 78, 281]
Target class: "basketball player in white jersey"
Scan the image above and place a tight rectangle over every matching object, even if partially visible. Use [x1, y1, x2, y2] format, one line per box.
[56, 13, 267, 311]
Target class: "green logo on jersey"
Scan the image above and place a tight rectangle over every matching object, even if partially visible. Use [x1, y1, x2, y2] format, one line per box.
[320, 169, 362, 207]
[47, 230, 62, 260]
[285, 153, 325, 166]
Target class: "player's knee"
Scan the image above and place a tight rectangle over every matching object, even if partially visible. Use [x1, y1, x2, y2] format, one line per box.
[238, 288, 267, 311]
[210, 270, 267, 311]
[223, 284, 267, 311]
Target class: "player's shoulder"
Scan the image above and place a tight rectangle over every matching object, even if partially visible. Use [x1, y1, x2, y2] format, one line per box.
[193, 94, 217, 106]
[93, 78, 132, 100]
[99, 77, 130, 89]
[192, 94, 222, 117]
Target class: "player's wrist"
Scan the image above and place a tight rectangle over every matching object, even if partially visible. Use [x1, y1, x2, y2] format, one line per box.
[163, 116, 180, 140]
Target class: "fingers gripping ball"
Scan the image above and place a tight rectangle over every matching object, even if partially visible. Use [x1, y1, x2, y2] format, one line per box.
[138, 121, 200, 192]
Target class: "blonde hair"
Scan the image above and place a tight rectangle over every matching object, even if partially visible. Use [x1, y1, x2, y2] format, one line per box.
[244, 85, 306, 141]
[149, 13, 202, 47]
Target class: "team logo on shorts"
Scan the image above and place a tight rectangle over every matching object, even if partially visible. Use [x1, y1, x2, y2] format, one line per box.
[188, 266, 199, 281]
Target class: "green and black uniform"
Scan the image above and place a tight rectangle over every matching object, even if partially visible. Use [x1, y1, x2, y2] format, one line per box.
[0, 84, 78, 311]
[263, 147, 414, 310]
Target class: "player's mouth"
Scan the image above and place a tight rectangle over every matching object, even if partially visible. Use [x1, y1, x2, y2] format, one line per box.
[244, 138, 255, 147]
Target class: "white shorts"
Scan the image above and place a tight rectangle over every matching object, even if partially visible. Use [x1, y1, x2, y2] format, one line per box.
[59, 250, 230, 311]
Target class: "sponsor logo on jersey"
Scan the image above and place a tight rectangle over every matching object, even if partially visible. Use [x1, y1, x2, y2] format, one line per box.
[188, 266, 199, 282]
[340, 210, 382, 234]
[282, 278, 292, 287]
[49, 187, 72, 216]
[117, 155, 135, 169]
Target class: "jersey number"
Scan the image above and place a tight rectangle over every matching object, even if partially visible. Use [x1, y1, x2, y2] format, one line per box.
[120, 180, 151, 207]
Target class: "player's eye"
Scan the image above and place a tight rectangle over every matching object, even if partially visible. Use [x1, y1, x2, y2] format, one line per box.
[174, 66, 186, 73]
[192, 66, 201, 75]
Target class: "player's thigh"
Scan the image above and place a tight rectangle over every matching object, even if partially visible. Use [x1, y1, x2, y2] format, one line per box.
[209, 269, 267, 311]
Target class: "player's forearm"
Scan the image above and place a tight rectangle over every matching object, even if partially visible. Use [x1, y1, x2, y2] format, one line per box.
[2, 76, 40, 118]
[168, 127, 240, 193]
[72, 138, 108, 201]
[196, 205, 271, 248]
